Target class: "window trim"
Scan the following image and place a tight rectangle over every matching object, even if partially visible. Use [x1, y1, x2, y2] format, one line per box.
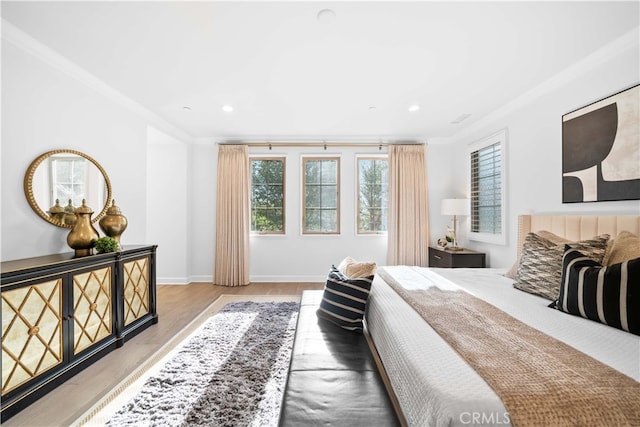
[301, 155, 341, 235]
[468, 129, 507, 245]
[249, 156, 286, 235]
[356, 155, 388, 235]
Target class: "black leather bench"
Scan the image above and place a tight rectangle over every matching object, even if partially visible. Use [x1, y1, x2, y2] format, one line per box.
[278, 290, 401, 426]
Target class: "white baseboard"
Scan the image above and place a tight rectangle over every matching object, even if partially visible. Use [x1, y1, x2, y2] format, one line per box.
[249, 275, 325, 283]
[157, 276, 191, 285]
[156, 275, 324, 285]
[187, 275, 213, 283]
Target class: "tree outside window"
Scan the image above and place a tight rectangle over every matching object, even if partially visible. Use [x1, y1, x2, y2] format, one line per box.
[303, 157, 340, 234]
[251, 158, 285, 234]
[358, 157, 388, 233]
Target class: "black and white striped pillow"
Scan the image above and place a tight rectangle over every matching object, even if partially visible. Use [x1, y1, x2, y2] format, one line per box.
[552, 246, 639, 336]
[316, 266, 373, 332]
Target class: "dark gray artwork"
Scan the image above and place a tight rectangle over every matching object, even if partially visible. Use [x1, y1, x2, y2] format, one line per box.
[562, 84, 640, 203]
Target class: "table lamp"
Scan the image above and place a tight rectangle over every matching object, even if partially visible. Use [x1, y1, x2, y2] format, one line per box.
[441, 198, 470, 251]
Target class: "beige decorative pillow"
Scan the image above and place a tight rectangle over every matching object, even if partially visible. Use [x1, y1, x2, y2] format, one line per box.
[604, 231, 640, 265]
[513, 233, 609, 300]
[337, 256, 355, 274]
[504, 261, 519, 280]
[537, 230, 571, 245]
[504, 231, 570, 279]
[337, 256, 377, 278]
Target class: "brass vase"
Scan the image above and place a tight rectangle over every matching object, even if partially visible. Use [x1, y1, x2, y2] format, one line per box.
[63, 199, 77, 227]
[99, 199, 128, 244]
[47, 199, 65, 224]
[67, 199, 99, 257]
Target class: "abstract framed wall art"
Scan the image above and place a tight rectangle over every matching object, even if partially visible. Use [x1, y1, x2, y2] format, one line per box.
[562, 84, 639, 203]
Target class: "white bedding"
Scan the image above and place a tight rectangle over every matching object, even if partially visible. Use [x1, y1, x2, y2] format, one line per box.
[366, 266, 640, 427]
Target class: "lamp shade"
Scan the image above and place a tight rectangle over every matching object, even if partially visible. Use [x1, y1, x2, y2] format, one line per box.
[441, 198, 470, 216]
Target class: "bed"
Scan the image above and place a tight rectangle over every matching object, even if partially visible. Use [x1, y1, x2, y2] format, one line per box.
[365, 214, 640, 427]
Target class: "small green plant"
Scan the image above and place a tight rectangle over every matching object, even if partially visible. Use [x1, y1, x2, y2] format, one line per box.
[94, 236, 119, 253]
[446, 227, 454, 243]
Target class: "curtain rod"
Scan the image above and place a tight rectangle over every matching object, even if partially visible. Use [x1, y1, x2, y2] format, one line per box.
[218, 141, 425, 149]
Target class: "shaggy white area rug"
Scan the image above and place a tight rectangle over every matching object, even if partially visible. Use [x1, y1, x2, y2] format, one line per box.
[72, 296, 299, 427]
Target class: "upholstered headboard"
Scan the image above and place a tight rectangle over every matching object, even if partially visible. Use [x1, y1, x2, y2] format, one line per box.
[517, 214, 640, 257]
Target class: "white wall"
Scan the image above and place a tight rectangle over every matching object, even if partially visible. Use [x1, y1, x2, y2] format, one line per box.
[1, 41, 148, 260]
[187, 141, 217, 283]
[425, 142, 460, 249]
[442, 33, 640, 268]
[146, 127, 189, 283]
[1, 31, 192, 285]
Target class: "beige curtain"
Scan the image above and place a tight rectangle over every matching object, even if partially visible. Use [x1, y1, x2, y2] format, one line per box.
[214, 145, 250, 286]
[387, 144, 430, 266]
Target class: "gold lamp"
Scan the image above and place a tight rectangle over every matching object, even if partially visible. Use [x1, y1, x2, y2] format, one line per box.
[441, 198, 470, 251]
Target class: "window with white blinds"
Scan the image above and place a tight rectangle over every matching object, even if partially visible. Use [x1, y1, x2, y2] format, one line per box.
[469, 130, 506, 244]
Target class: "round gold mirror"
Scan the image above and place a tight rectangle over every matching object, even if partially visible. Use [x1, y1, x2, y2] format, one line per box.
[24, 149, 112, 228]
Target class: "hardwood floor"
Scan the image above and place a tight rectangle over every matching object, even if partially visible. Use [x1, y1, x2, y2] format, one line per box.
[4, 282, 324, 427]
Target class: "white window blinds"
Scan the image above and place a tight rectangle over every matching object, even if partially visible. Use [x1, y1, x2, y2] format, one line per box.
[469, 130, 506, 244]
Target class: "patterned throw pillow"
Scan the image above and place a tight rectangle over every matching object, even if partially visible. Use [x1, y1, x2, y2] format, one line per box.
[603, 231, 640, 266]
[317, 266, 374, 332]
[514, 233, 610, 300]
[550, 246, 639, 336]
[337, 256, 377, 278]
[504, 231, 570, 279]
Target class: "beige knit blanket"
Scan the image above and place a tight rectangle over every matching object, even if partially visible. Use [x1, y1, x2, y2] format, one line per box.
[377, 267, 640, 427]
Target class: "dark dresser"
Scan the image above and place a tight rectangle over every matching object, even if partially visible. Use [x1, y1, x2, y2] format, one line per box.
[428, 246, 486, 268]
[1, 245, 158, 421]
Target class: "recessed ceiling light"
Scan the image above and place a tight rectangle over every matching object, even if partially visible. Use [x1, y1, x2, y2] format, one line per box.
[368, 106, 377, 111]
[317, 9, 336, 24]
[408, 104, 420, 112]
[182, 106, 192, 111]
[222, 105, 234, 113]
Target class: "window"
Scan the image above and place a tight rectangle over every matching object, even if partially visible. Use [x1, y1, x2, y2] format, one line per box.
[469, 129, 506, 244]
[250, 157, 285, 234]
[357, 157, 388, 233]
[50, 155, 87, 207]
[303, 157, 340, 234]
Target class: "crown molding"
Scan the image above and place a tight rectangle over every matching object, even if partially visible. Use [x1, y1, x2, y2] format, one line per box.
[194, 137, 217, 145]
[4, 18, 636, 147]
[448, 26, 640, 144]
[2, 19, 195, 144]
[211, 135, 427, 145]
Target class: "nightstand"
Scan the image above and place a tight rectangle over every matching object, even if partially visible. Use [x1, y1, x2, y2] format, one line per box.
[428, 246, 486, 268]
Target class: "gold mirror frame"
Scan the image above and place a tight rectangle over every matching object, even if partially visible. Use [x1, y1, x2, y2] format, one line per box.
[24, 149, 112, 229]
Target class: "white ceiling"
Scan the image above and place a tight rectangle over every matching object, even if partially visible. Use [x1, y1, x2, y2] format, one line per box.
[2, 1, 638, 143]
